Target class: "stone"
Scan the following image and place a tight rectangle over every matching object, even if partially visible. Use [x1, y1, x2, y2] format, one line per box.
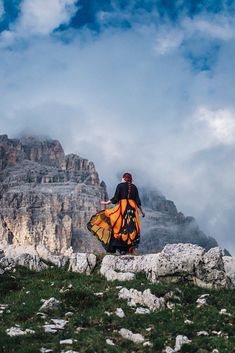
[6, 326, 35, 336]
[219, 308, 232, 316]
[43, 319, 67, 333]
[119, 328, 145, 344]
[68, 253, 96, 275]
[14, 253, 48, 271]
[43, 325, 58, 334]
[36, 312, 47, 319]
[94, 292, 103, 297]
[196, 298, 208, 308]
[40, 349, 53, 353]
[119, 288, 166, 311]
[115, 308, 125, 318]
[60, 339, 74, 345]
[100, 244, 233, 289]
[104, 311, 112, 316]
[146, 327, 152, 332]
[40, 298, 60, 312]
[50, 319, 68, 329]
[174, 335, 191, 351]
[143, 341, 153, 347]
[197, 331, 209, 336]
[135, 307, 151, 314]
[106, 339, 115, 346]
[223, 256, 235, 285]
[184, 319, 193, 324]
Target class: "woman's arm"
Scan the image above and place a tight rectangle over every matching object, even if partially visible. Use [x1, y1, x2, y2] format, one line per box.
[135, 186, 145, 217]
[139, 205, 145, 217]
[100, 200, 112, 205]
[100, 184, 121, 206]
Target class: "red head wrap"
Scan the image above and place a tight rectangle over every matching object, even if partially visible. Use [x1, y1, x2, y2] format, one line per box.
[123, 172, 132, 183]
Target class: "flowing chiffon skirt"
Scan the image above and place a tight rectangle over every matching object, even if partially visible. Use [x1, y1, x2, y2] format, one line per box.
[87, 199, 140, 253]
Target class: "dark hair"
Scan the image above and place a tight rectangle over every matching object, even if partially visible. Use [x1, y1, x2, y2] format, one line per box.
[123, 172, 132, 198]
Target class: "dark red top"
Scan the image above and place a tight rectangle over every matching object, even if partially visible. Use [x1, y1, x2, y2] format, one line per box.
[110, 182, 142, 207]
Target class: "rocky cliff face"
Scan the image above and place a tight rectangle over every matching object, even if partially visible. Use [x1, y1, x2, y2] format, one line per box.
[0, 135, 107, 254]
[0, 134, 219, 255]
[138, 188, 218, 253]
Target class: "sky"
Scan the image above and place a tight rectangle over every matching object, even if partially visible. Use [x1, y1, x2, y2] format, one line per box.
[0, 0, 235, 255]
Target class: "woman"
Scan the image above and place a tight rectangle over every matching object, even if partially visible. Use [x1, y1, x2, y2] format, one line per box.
[87, 172, 145, 254]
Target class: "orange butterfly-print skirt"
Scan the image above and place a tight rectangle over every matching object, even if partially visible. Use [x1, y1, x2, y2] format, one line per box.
[87, 199, 140, 247]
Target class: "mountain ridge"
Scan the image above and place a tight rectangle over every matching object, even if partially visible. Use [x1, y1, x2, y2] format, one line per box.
[0, 134, 222, 255]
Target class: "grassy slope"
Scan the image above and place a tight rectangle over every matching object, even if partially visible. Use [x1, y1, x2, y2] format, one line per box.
[0, 265, 235, 353]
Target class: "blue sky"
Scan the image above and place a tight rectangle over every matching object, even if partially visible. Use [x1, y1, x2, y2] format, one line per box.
[1, 0, 235, 255]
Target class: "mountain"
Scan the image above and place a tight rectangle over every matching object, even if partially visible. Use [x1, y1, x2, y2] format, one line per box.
[139, 188, 218, 253]
[0, 134, 107, 253]
[0, 134, 220, 255]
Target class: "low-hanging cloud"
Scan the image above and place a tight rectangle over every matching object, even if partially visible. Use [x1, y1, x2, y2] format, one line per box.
[0, 2, 235, 255]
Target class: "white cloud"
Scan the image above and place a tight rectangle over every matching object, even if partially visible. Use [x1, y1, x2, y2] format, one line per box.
[183, 16, 235, 41]
[197, 107, 235, 145]
[0, 0, 77, 43]
[154, 14, 235, 55]
[154, 27, 184, 55]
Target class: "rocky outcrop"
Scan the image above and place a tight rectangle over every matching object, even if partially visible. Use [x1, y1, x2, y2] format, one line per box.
[0, 134, 107, 254]
[0, 245, 97, 274]
[139, 188, 218, 253]
[222, 256, 235, 285]
[0, 243, 235, 289]
[100, 243, 234, 289]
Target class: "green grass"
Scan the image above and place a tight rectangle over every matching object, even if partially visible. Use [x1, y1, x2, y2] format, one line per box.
[0, 266, 235, 353]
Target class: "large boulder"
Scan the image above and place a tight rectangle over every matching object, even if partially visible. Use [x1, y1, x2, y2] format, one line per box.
[0, 245, 97, 275]
[100, 243, 233, 289]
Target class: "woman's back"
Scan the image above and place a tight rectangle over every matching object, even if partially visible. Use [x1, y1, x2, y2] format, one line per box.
[110, 182, 141, 207]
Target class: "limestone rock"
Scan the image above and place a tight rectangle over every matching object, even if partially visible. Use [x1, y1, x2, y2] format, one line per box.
[135, 307, 151, 314]
[115, 308, 125, 318]
[40, 298, 60, 312]
[43, 319, 68, 333]
[68, 253, 96, 275]
[165, 335, 191, 353]
[118, 287, 166, 311]
[0, 246, 97, 276]
[6, 326, 35, 336]
[60, 339, 75, 345]
[40, 349, 53, 353]
[174, 335, 191, 351]
[223, 256, 235, 285]
[100, 243, 233, 288]
[14, 253, 48, 271]
[119, 328, 145, 344]
[0, 134, 107, 254]
[106, 339, 115, 346]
